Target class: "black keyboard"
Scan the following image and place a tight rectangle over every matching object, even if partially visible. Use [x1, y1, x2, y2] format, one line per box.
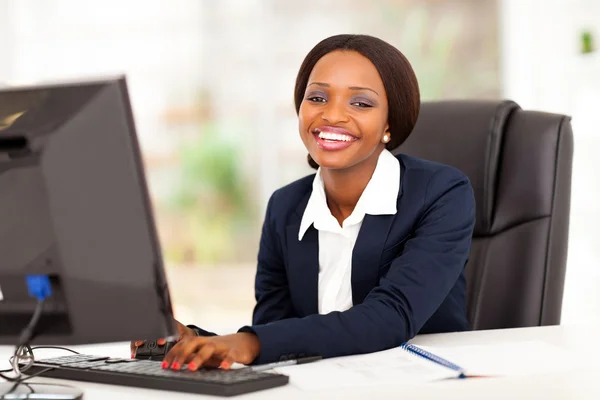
[22, 354, 289, 397]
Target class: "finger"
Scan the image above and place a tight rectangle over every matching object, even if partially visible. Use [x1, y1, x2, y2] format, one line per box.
[219, 349, 239, 370]
[186, 343, 217, 371]
[157, 338, 166, 346]
[182, 355, 222, 369]
[203, 356, 224, 369]
[130, 340, 144, 355]
[162, 337, 204, 369]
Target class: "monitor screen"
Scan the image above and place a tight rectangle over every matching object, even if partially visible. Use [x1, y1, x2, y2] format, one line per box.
[0, 77, 176, 345]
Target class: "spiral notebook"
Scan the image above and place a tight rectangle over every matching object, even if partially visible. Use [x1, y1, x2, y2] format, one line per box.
[273, 343, 467, 391]
[399, 343, 467, 378]
[273, 340, 576, 391]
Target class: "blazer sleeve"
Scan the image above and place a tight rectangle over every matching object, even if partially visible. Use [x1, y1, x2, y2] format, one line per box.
[240, 167, 475, 364]
[251, 191, 296, 325]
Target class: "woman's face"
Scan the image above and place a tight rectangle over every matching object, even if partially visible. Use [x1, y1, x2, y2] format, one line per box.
[299, 50, 389, 171]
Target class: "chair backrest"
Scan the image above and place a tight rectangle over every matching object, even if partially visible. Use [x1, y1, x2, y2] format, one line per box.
[394, 100, 573, 330]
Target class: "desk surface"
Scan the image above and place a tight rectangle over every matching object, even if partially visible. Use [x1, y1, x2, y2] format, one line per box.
[2, 324, 599, 399]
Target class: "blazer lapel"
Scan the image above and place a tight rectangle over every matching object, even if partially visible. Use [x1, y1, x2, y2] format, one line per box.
[351, 157, 406, 305]
[285, 194, 319, 317]
[351, 214, 397, 305]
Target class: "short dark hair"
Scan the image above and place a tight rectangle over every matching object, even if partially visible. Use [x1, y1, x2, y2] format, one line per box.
[294, 34, 421, 169]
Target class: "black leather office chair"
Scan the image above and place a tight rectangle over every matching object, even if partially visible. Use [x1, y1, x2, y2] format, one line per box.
[394, 100, 573, 330]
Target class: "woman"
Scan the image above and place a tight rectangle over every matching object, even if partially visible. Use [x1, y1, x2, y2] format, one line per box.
[135, 34, 475, 371]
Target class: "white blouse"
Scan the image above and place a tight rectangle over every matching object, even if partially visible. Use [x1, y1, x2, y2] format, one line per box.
[298, 149, 401, 314]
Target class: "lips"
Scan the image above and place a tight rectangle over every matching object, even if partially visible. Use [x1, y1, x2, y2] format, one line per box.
[312, 126, 358, 151]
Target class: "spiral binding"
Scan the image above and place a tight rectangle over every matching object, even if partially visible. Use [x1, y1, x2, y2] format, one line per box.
[400, 343, 466, 377]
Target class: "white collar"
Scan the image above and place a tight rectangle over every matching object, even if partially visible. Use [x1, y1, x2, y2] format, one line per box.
[298, 149, 401, 241]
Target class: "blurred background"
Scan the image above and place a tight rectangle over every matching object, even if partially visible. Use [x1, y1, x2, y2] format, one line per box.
[1, 0, 598, 333]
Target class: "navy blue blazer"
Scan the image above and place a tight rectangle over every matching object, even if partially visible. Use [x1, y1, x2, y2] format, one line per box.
[194, 154, 475, 364]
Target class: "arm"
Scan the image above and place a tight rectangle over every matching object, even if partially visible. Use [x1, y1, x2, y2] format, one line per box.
[242, 168, 475, 364]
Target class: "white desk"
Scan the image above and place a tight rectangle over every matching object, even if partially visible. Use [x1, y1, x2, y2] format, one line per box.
[2, 324, 600, 399]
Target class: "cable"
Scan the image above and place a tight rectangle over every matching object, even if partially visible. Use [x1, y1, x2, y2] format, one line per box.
[1, 346, 79, 376]
[13, 367, 54, 383]
[1, 289, 46, 382]
[5, 381, 79, 397]
[0, 302, 43, 383]
[1, 347, 80, 397]
[1, 367, 54, 397]
[30, 346, 80, 355]
[5, 345, 79, 377]
[0, 275, 80, 398]
[1, 382, 22, 397]
[1, 344, 81, 382]
[17, 300, 45, 348]
[0, 350, 30, 381]
[22, 383, 34, 394]
[9, 299, 44, 380]
[9, 346, 33, 377]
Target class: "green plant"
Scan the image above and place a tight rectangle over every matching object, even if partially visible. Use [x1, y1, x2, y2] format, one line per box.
[581, 30, 595, 54]
[171, 123, 246, 215]
[162, 122, 254, 265]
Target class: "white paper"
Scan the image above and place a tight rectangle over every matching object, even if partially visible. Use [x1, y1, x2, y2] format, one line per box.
[272, 341, 581, 391]
[274, 346, 459, 391]
[419, 341, 579, 377]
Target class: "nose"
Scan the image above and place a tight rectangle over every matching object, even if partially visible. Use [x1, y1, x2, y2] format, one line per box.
[321, 99, 349, 124]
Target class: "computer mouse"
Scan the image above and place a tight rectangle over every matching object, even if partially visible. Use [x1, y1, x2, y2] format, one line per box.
[133, 340, 176, 361]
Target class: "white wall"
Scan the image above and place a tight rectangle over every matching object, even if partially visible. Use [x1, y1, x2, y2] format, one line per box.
[500, 0, 600, 324]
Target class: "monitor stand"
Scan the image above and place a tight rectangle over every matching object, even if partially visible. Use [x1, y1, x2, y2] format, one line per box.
[0, 382, 83, 399]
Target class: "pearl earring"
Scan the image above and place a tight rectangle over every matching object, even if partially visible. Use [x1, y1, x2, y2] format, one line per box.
[383, 134, 390, 143]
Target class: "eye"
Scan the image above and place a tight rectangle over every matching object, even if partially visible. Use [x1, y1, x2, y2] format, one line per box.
[307, 96, 327, 103]
[351, 101, 373, 108]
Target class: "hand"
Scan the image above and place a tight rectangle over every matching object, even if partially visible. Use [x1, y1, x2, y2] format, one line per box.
[162, 333, 261, 371]
[130, 320, 197, 356]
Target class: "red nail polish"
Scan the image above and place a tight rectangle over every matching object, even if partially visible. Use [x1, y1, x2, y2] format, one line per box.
[220, 361, 230, 370]
[157, 338, 166, 346]
[188, 363, 197, 370]
[131, 353, 135, 359]
[161, 361, 168, 369]
[172, 362, 180, 370]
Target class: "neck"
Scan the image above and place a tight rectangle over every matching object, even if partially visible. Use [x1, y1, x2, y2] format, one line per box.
[321, 148, 384, 225]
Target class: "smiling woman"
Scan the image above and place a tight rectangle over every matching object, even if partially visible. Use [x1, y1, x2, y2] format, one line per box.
[295, 35, 420, 173]
[301, 49, 389, 167]
[133, 34, 476, 372]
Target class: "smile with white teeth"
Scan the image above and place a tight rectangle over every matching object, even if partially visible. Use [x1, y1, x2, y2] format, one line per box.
[317, 132, 355, 142]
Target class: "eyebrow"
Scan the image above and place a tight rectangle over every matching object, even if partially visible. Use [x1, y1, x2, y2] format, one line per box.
[308, 82, 379, 96]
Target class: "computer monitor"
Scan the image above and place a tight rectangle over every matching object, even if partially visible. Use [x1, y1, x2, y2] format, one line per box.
[0, 77, 177, 346]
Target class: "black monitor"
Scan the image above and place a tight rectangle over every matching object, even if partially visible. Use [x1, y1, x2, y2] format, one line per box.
[0, 77, 177, 347]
